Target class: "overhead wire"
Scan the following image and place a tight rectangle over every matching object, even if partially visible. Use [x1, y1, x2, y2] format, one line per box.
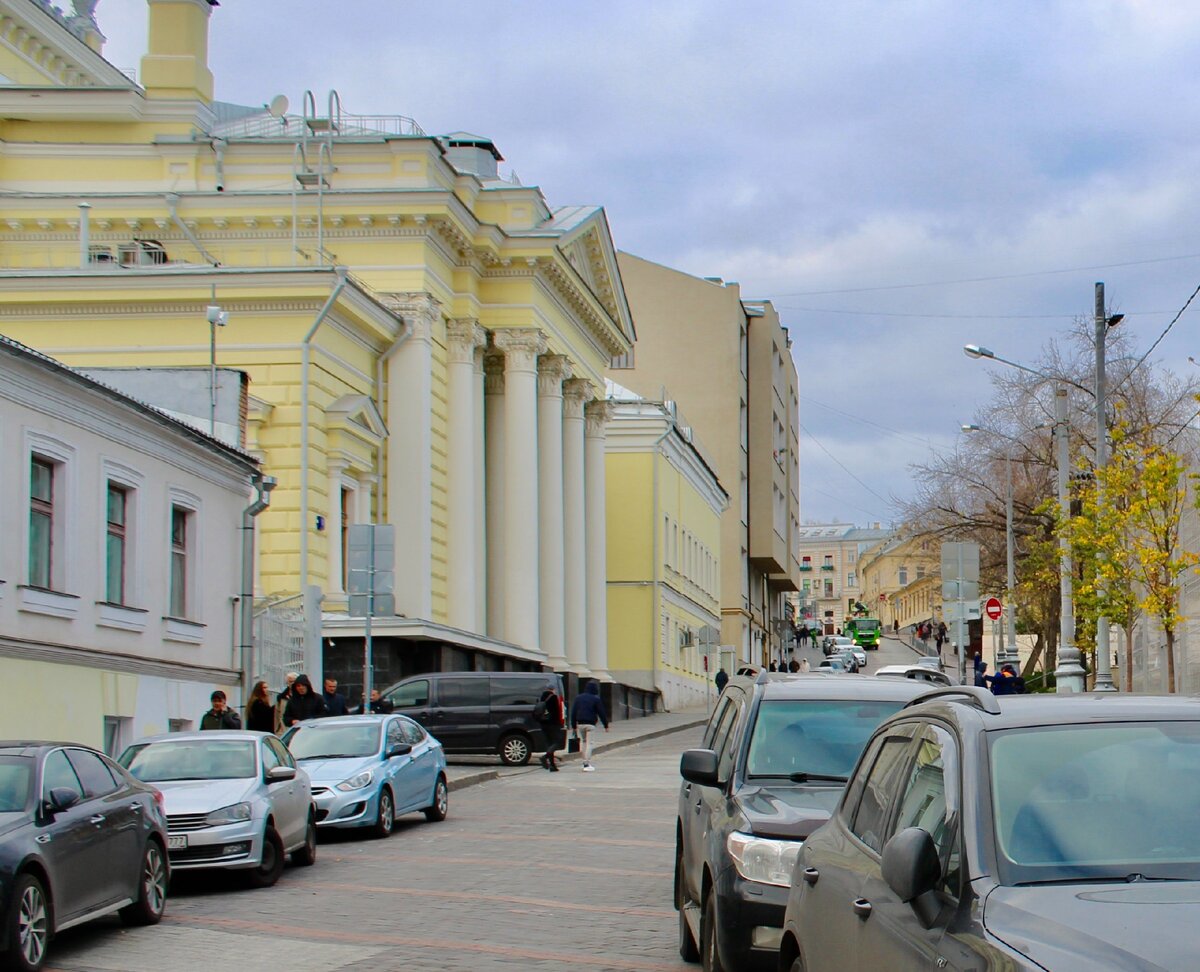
[1112, 279, 1200, 395]
[799, 396, 938, 449]
[799, 422, 891, 506]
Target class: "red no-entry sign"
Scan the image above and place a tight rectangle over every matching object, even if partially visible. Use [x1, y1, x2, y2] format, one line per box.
[984, 596, 1003, 621]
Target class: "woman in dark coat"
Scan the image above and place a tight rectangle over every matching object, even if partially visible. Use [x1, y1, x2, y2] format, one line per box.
[536, 688, 564, 772]
[282, 674, 327, 726]
[246, 680, 275, 733]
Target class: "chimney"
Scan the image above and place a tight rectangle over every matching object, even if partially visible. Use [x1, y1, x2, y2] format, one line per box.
[442, 133, 503, 181]
[140, 0, 218, 103]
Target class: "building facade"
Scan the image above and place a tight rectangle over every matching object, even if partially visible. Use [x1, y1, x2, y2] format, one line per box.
[612, 254, 801, 667]
[604, 383, 728, 711]
[0, 0, 635, 705]
[795, 523, 892, 633]
[0, 335, 261, 752]
[858, 535, 942, 631]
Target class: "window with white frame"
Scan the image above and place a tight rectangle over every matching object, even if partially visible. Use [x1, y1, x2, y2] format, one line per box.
[898, 564, 909, 586]
[169, 505, 191, 618]
[28, 456, 54, 588]
[105, 483, 128, 604]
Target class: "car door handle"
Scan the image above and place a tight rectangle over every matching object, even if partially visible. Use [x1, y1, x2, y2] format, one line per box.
[89, 815, 105, 825]
[130, 804, 143, 813]
[852, 898, 872, 920]
[802, 867, 819, 886]
[35, 834, 51, 845]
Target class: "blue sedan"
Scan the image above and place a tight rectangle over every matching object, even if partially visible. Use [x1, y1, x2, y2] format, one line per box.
[283, 715, 447, 838]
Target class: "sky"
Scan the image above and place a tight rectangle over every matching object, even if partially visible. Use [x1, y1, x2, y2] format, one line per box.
[94, 0, 1200, 526]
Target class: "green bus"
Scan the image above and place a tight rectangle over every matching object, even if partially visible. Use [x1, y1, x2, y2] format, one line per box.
[845, 617, 882, 650]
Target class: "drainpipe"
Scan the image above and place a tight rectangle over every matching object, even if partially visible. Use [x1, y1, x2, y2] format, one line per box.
[240, 474, 276, 686]
[650, 411, 672, 709]
[165, 193, 220, 267]
[299, 266, 350, 597]
[373, 317, 414, 525]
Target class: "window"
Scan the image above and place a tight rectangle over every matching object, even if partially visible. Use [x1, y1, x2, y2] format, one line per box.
[29, 457, 54, 588]
[105, 484, 128, 604]
[42, 750, 84, 803]
[703, 696, 737, 749]
[823, 579, 834, 598]
[168, 719, 191, 733]
[67, 749, 118, 798]
[916, 564, 926, 581]
[716, 696, 744, 783]
[436, 677, 489, 707]
[261, 739, 281, 772]
[490, 676, 547, 706]
[847, 571, 857, 587]
[386, 720, 406, 752]
[851, 734, 916, 853]
[898, 565, 909, 586]
[265, 736, 295, 768]
[388, 679, 429, 708]
[401, 718, 426, 745]
[169, 505, 189, 617]
[341, 486, 352, 588]
[103, 716, 131, 757]
[893, 724, 960, 895]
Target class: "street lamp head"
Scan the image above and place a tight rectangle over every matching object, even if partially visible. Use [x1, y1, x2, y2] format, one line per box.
[960, 423, 981, 433]
[1106, 313, 1124, 328]
[963, 344, 994, 360]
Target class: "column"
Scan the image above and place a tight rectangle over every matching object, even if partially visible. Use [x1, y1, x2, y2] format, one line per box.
[357, 473, 377, 525]
[494, 328, 547, 653]
[473, 345, 487, 632]
[386, 293, 438, 619]
[562, 379, 592, 674]
[584, 398, 614, 679]
[538, 355, 571, 670]
[484, 352, 506, 639]
[446, 319, 487, 631]
[326, 459, 348, 595]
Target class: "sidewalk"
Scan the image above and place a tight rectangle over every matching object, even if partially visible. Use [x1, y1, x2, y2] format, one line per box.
[445, 706, 709, 791]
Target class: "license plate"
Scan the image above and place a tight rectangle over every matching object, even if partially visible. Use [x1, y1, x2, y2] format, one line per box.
[167, 835, 188, 850]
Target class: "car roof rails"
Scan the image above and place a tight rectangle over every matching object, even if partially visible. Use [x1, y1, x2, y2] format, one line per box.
[904, 685, 1001, 715]
[756, 667, 770, 685]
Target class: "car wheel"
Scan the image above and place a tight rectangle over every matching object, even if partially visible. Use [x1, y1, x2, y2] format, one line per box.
[701, 891, 725, 972]
[676, 845, 699, 963]
[372, 788, 395, 839]
[247, 826, 285, 888]
[498, 733, 532, 766]
[5, 873, 49, 972]
[424, 775, 449, 822]
[292, 813, 318, 866]
[120, 840, 167, 926]
[789, 957, 805, 972]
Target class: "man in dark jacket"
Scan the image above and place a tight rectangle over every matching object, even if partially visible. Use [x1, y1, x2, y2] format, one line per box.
[200, 690, 242, 730]
[536, 688, 564, 772]
[282, 674, 326, 726]
[322, 678, 348, 717]
[569, 680, 609, 772]
[714, 668, 729, 693]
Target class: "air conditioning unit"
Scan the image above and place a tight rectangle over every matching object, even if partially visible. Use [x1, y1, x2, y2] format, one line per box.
[118, 239, 169, 267]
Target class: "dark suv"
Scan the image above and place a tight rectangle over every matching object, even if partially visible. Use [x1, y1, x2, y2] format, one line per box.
[780, 688, 1200, 972]
[675, 670, 926, 971]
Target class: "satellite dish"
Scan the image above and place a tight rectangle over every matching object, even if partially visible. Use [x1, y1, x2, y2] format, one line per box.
[268, 94, 289, 118]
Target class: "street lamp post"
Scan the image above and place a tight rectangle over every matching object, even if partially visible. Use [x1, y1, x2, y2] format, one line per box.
[1091, 282, 1122, 692]
[964, 345, 1086, 693]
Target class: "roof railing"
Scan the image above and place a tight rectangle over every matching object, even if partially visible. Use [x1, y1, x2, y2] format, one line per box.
[904, 685, 1002, 715]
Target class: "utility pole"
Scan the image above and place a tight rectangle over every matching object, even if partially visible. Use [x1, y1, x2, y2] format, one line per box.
[1092, 282, 1118, 691]
[1054, 386, 1086, 693]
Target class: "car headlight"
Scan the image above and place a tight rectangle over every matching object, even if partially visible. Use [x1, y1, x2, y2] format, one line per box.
[726, 831, 803, 888]
[205, 802, 252, 826]
[337, 770, 373, 792]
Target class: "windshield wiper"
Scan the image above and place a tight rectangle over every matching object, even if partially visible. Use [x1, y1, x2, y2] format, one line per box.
[299, 753, 364, 759]
[788, 772, 849, 783]
[1018, 873, 1186, 886]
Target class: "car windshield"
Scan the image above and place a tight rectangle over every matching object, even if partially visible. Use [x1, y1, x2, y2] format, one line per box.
[0, 757, 31, 812]
[745, 699, 905, 780]
[992, 722, 1200, 883]
[120, 740, 256, 781]
[855, 621, 880, 631]
[287, 724, 382, 760]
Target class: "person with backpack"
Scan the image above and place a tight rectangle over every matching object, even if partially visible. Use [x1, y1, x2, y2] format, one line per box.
[569, 680, 609, 772]
[535, 687, 564, 772]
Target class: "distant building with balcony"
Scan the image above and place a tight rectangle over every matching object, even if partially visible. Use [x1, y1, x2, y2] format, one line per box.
[858, 535, 941, 631]
[795, 523, 892, 633]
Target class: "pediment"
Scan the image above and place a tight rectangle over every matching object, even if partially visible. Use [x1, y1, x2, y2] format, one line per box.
[326, 393, 386, 447]
[554, 212, 635, 345]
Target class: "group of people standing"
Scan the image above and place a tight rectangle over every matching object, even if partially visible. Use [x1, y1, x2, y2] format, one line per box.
[199, 673, 395, 735]
[535, 679, 610, 773]
[974, 656, 1027, 695]
[916, 620, 949, 653]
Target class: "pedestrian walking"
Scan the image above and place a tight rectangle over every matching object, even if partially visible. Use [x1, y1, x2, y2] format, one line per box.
[282, 674, 326, 726]
[274, 672, 297, 733]
[200, 690, 242, 730]
[893, 618, 899, 633]
[974, 659, 989, 688]
[788, 658, 801, 673]
[536, 686, 564, 772]
[714, 667, 729, 693]
[569, 679, 609, 772]
[365, 689, 394, 714]
[322, 678, 348, 717]
[799, 657, 810, 673]
[245, 680, 275, 733]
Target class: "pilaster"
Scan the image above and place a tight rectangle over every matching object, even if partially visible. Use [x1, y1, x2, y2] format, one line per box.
[563, 379, 594, 674]
[537, 355, 572, 671]
[584, 398, 614, 680]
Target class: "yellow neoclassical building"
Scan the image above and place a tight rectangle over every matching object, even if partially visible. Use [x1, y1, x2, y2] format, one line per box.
[0, 0, 634, 704]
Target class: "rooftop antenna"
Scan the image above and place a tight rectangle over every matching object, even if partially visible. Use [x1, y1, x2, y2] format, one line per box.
[268, 94, 289, 118]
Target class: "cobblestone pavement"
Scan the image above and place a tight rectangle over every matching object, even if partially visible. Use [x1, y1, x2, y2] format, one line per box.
[46, 728, 706, 972]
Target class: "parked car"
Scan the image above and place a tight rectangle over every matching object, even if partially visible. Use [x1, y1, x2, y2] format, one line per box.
[119, 731, 316, 888]
[282, 715, 448, 838]
[913, 654, 944, 672]
[835, 649, 861, 673]
[849, 646, 868, 670]
[0, 742, 168, 971]
[779, 689, 1200, 971]
[674, 671, 927, 971]
[817, 657, 849, 673]
[381, 671, 565, 766]
[823, 636, 855, 658]
[875, 663, 952, 686]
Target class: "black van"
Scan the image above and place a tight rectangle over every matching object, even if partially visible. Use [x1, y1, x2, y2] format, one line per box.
[380, 671, 564, 765]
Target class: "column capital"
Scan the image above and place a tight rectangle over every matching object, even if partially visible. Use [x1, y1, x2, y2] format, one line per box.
[584, 399, 615, 437]
[537, 354, 572, 397]
[562, 378, 594, 419]
[446, 318, 487, 364]
[493, 328, 548, 374]
[483, 353, 506, 395]
[388, 291, 441, 342]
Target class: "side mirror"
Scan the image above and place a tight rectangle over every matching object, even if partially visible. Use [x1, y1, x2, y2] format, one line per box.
[387, 744, 413, 759]
[265, 765, 297, 782]
[680, 749, 720, 788]
[881, 827, 943, 928]
[46, 787, 80, 814]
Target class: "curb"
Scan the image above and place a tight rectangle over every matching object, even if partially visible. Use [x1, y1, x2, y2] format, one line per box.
[445, 716, 708, 791]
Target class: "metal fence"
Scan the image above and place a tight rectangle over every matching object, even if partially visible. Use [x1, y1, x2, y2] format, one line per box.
[253, 594, 307, 693]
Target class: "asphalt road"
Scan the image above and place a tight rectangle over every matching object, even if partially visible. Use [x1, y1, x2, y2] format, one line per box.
[46, 730, 706, 972]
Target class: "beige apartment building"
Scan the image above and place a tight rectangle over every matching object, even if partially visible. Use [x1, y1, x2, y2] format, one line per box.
[795, 523, 891, 633]
[858, 535, 942, 630]
[612, 253, 800, 666]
